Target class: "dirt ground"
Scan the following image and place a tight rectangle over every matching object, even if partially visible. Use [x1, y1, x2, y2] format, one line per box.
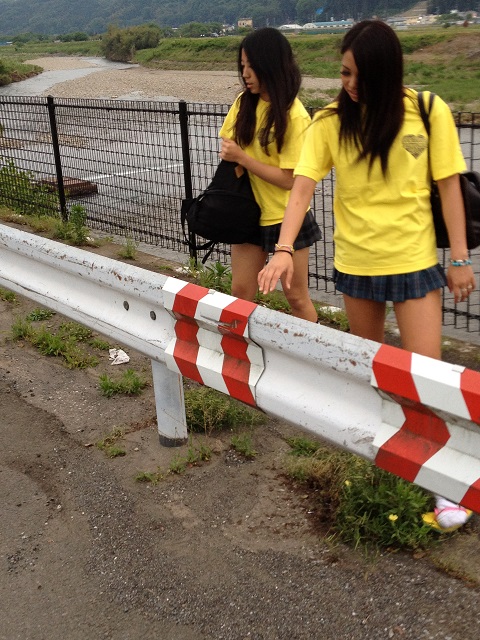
[1, 232, 480, 640]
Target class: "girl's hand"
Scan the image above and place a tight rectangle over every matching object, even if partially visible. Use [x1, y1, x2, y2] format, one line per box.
[447, 265, 476, 303]
[220, 138, 245, 164]
[258, 252, 294, 294]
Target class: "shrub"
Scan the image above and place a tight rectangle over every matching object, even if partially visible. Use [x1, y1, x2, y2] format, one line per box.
[0, 160, 59, 217]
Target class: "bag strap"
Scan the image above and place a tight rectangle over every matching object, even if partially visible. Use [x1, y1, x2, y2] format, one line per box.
[417, 90, 434, 136]
[180, 195, 218, 264]
[418, 91, 436, 180]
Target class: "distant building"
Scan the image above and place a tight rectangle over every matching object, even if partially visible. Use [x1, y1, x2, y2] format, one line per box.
[278, 24, 303, 31]
[238, 18, 253, 29]
[302, 19, 354, 31]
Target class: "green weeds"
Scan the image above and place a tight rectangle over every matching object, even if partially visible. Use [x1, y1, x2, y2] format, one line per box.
[135, 439, 213, 482]
[99, 368, 147, 397]
[25, 307, 55, 322]
[90, 337, 110, 351]
[316, 304, 350, 332]
[230, 433, 257, 459]
[54, 204, 90, 245]
[284, 437, 436, 552]
[135, 469, 165, 484]
[185, 385, 266, 436]
[96, 427, 126, 458]
[195, 261, 232, 294]
[0, 287, 17, 303]
[11, 313, 103, 368]
[118, 235, 139, 260]
[0, 160, 59, 217]
[11, 317, 35, 341]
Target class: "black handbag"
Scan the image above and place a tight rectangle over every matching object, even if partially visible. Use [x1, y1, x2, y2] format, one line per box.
[181, 160, 261, 262]
[418, 91, 480, 250]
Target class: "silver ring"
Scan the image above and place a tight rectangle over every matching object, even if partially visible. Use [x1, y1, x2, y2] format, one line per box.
[467, 284, 473, 290]
[461, 288, 468, 293]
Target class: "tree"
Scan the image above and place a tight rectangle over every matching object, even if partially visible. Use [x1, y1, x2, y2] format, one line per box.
[296, 0, 318, 24]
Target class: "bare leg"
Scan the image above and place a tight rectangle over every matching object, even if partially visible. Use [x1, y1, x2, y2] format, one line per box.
[280, 247, 318, 322]
[393, 289, 442, 359]
[342, 294, 386, 343]
[393, 289, 463, 527]
[231, 243, 268, 302]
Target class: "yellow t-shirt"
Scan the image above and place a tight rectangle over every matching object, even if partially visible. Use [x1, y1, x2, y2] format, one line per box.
[219, 95, 311, 226]
[294, 88, 467, 276]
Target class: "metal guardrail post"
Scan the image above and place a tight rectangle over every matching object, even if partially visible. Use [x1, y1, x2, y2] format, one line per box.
[46, 95, 68, 221]
[179, 99, 196, 262]
[151, 360, 188, 446]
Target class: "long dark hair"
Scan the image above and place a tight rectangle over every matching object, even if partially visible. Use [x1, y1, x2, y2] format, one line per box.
[234, 27, 301, 154]
[336, 20, 405, 175]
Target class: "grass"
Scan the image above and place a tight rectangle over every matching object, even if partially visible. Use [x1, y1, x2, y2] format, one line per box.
[135, 438, 213, 481]
[132, 384, 262, 484]
[230, 433, 257, 459]
[0, 168, 94, 246]
[316, 304, 350, 331]
[25, 307, 55, 321]
[118, 235, 139, 260]
[284, 436, 438, 552]
[0, 287, 17, 303]
[135, 469, 165, 484]
[0, 159, 59, 218]
[99, 368, 147, 397]
[194, 260, 232, 293]
[184, 385, 267, 436]
[53, 204, 90, 245]
[10, 312, 108, 369]
[96, 427, 126, 458]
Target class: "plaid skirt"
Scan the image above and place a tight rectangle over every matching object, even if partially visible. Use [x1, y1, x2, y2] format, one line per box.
[333, 264, 447, 303]
[249, 210, 322, 253]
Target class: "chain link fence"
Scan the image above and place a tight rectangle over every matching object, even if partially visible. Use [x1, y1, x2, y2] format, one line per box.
[0, 95, 479, 332]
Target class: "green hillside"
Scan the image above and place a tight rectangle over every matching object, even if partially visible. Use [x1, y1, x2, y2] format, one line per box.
[3, 0, 477, 36]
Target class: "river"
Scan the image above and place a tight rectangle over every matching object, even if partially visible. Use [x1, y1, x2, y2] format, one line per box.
[0, 57, 135, 97]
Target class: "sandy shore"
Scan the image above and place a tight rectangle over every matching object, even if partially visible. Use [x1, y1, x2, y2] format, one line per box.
[26, 57, 341, 103]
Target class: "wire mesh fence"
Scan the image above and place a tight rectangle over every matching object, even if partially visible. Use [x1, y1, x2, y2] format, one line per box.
[0, 95, 479, 332]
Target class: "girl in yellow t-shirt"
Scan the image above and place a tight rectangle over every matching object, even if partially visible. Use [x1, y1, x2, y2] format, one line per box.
[258, 20, 475, 532]
[219, 27, 321, 322]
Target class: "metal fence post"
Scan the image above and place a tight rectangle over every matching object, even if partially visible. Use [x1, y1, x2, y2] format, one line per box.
[46, 95, 68, 221]
[179, 100, 196, 262]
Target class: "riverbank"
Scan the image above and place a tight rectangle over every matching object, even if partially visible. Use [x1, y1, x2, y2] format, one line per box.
[23, 56, 340, 103]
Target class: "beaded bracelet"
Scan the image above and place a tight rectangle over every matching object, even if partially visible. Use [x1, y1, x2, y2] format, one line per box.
[450, 259, 472, 266]
[274, 243, 294, 254]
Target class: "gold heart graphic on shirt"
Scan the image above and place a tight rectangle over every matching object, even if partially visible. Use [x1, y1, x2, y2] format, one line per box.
[402, 135, 427, 159]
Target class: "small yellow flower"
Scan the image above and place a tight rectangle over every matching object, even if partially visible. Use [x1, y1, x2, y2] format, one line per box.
[344, 480, 351, 487]
[389, 514, 398, 522]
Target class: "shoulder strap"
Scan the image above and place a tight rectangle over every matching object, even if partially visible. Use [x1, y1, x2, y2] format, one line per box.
[417, 91, 435, 136]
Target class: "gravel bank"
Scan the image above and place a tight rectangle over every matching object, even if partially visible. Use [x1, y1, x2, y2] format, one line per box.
[26, 56, 341, 103]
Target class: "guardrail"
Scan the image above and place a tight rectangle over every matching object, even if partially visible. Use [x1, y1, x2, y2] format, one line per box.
[0, 224, 479, 512]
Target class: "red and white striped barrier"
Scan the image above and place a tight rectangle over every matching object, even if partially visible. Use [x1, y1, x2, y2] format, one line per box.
[0, 225, 479, 511]
[372, 345, 480, 513]
[162, 278, 264, 407]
